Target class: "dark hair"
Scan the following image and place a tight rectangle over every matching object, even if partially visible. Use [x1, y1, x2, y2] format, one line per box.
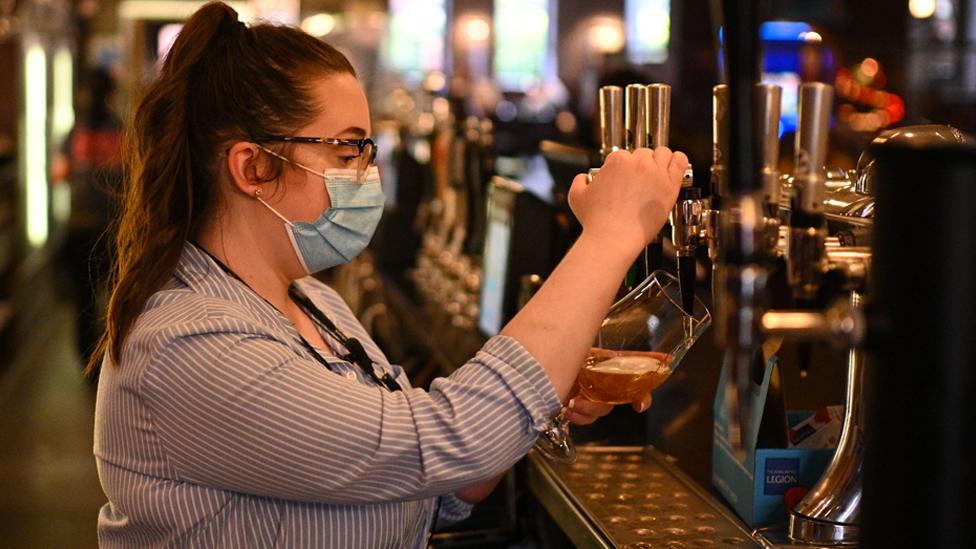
[87, 1, 356, 375]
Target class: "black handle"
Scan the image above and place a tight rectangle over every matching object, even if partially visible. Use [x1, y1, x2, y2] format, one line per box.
[678, 255, 697, 315]
[645, 240, 664, 274]
[721, 0, 763, 195]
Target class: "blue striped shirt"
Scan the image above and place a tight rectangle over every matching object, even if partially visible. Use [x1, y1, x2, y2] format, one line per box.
[93, 243, 561, 547]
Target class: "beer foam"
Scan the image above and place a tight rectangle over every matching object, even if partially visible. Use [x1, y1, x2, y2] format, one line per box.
[588, 355, 665, 375]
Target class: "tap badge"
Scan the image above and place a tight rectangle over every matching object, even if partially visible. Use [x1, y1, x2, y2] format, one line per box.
[764, 457, 800, 495]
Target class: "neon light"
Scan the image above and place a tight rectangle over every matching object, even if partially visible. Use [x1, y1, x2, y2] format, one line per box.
[24, 44, 48, 247]
[52, 48, 74, 144]
[760, 21, 812, 42]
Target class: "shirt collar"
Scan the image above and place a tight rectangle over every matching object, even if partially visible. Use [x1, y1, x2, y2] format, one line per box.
[173, 242, 307, 349]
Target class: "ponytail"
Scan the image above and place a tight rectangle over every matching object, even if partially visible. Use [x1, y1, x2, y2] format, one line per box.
[87, 1, 355, 375]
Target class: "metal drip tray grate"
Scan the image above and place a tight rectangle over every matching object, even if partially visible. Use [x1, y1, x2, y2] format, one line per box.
[530, 446, 758, 548]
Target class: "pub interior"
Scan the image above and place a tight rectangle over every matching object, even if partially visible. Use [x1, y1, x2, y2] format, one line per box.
[0, 0, 974, 547]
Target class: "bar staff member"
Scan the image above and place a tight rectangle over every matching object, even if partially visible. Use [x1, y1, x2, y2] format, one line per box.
[91, 2, 688, 546]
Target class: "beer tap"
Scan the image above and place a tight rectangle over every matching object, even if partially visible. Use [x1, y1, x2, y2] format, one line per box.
[788, 83, 832, 299]
[625, 84, 649, 151]
[645, 83, 671, 277]
[756, 83, 784, 254]
[670, 164, 703, 314]
[712, 0, 767, 456]
[621, 85, 651, 289]
[697, 83, 780, 317]
[599, 85, 624, 161]
[586, 87, 623, 186]
[788, 83, 833, 377]
[704, 84, 729, 291]
[756, 124, 971, 546]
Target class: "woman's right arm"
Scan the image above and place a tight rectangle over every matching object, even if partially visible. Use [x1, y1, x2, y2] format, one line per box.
[501, 147, 687, 401]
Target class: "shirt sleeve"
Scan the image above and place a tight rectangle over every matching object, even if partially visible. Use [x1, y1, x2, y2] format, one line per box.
[142, 325, 561, 505]
[435, 493, 475, 528]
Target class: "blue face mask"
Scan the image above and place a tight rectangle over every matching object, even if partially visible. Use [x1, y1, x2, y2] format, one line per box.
[256, 164, 385, 274]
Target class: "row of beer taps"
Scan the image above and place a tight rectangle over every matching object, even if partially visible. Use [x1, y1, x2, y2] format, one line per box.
[410, 95, 494, 331]
[593, 57, 874, 549]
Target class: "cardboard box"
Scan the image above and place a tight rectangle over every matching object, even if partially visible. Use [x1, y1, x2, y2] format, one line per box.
[712, 353, 836, 528]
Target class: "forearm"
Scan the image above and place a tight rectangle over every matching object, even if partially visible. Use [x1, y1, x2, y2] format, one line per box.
[455, 473, 505, 504]
[500, 232, 637, 401]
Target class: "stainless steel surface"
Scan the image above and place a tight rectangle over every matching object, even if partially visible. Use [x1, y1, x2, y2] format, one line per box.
[711, 84, 730, 198]
[600, 86, 625, 159]
[671, 195, 704, 257]
[787, 224, 827, 300]
[756, 83, 782, 208]
[647, 83, 671, 149]
[705, 85, 729, 269]
[529, 446, 759, 548]
[753, 526, 844, 548]
[787, 293, 866, 546]
[681, 163, 695, 188]
[625, 84, 649, 151]
[671, 165, 705, 257]
[793, 83, 833, 213]
[759, 297, 865, 348]
[854, 124, 972, 195]
[824, 248, 871, 289]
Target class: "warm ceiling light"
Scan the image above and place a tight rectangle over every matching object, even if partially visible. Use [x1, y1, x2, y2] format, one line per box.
[909, 0, 936, 19]
[464, 17, 490, 43]
[301, 13, 337, 37]
[590, 20, 625, 54]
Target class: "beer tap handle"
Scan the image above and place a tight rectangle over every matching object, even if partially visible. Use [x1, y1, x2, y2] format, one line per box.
[647, 84, 671, 149]
[645, 83, 671, 273]
[793, 82, 833, 214]
[788, 83, 833, 302]
[756, 82, 783, 211]
[625, 84, 649, 151]
[599, 86, 624, 160]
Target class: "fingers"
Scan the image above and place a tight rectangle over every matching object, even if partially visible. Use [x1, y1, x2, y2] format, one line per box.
[652, 146, 674, 168]
[632, 393, 653, 413]
[631, 147, 656, 167]
[565, 398, 613, 426]
[668, 151, 689, 182]
[604, 148, 631, 166]
[567, 173, 589, 217]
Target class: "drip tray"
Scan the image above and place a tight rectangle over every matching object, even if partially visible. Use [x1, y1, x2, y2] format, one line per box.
[529, 446, 759, 548]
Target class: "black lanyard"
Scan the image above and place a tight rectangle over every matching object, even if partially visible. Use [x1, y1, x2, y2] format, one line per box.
[194, 244, 401, 392]
[288, 285, 402, 392]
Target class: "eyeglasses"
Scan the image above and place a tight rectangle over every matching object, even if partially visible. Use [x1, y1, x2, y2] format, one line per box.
[255, 136, 377, 183]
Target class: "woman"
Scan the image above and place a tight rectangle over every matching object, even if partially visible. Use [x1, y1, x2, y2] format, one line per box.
[91, 2, 687, 547]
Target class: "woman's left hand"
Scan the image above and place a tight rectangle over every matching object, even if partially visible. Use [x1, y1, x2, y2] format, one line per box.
[565, 395, 653, 425]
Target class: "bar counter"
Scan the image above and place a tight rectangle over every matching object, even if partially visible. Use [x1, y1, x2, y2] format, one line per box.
[527, 446, 757, 548]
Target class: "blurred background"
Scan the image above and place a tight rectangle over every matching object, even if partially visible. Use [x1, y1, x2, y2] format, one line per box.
[0, 0, 973, 547]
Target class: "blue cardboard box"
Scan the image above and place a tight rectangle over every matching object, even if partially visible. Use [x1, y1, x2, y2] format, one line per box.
[712, 353, 836, 528]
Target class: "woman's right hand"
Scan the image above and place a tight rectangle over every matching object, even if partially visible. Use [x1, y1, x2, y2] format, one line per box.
[568, 147, 688, 258]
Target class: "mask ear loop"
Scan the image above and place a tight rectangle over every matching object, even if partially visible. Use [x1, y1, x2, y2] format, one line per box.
[253, 187, 295, 227]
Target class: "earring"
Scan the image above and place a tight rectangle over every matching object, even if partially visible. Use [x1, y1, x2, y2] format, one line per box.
[254, 187, 263, 198]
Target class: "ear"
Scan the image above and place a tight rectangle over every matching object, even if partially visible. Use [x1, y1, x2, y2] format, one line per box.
[225, 141, 267, 197]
